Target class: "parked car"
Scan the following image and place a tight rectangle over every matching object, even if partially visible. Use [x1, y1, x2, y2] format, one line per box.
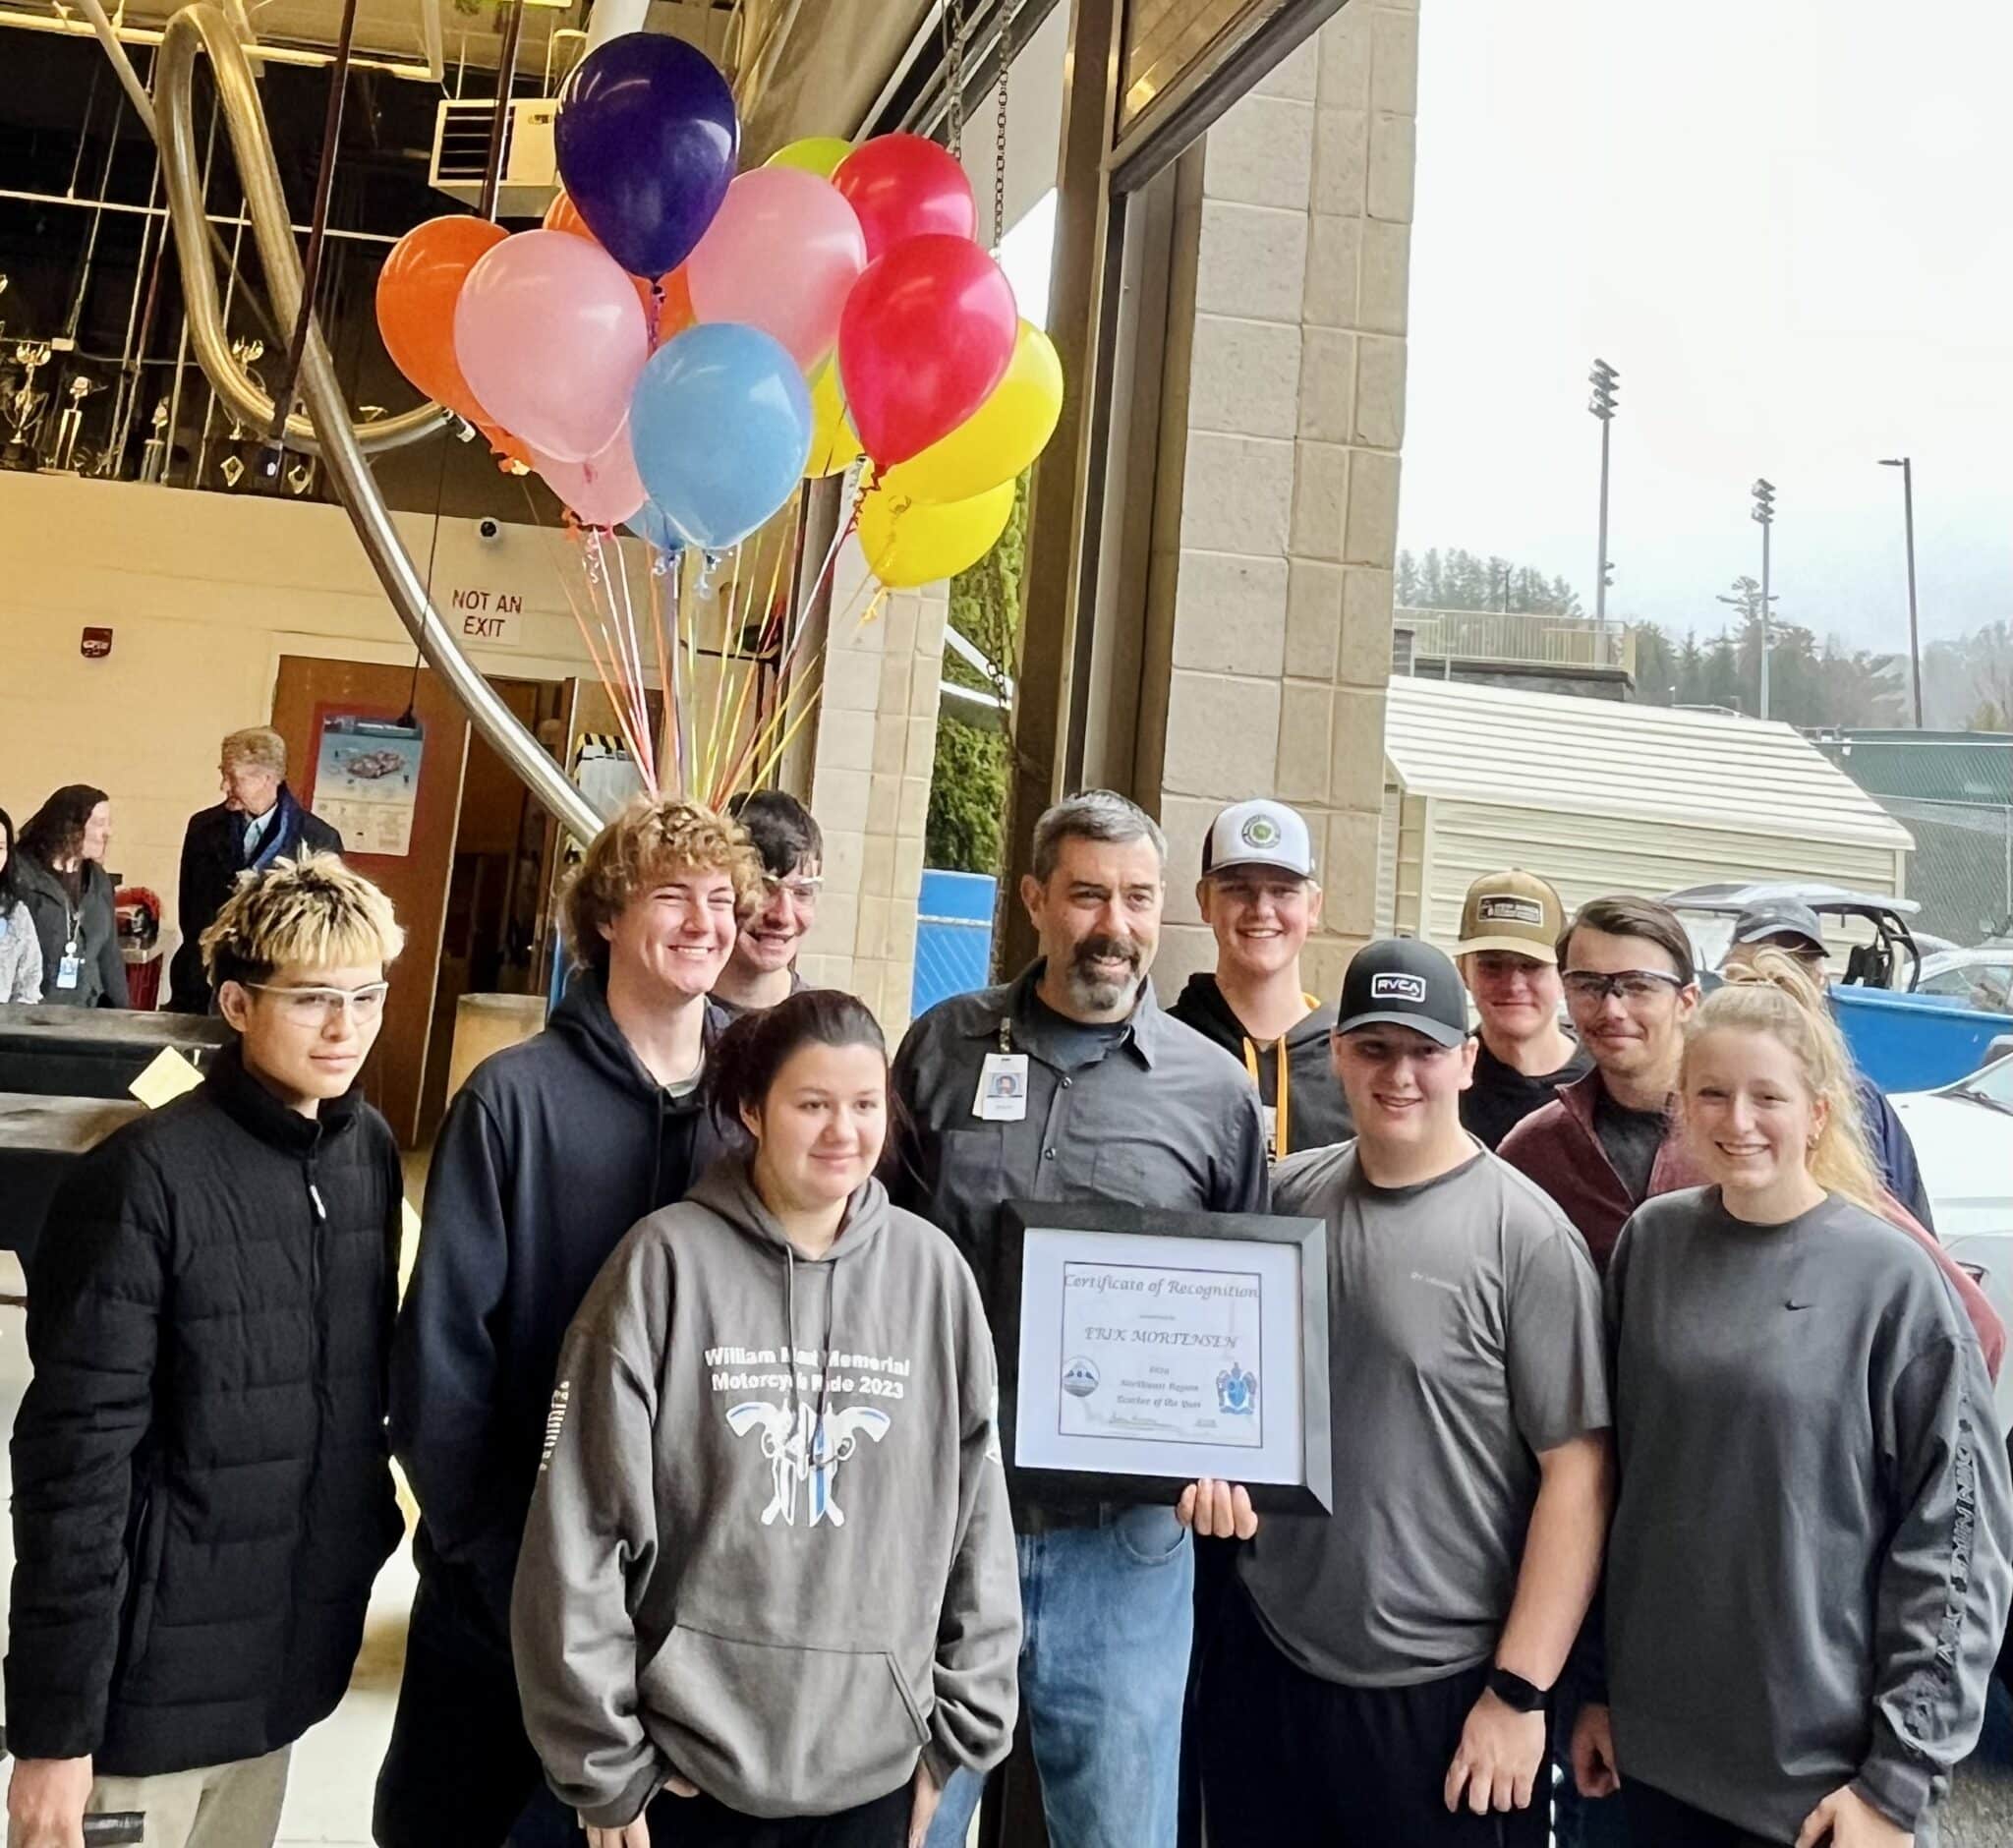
[1914, 945, 2013, 1016]
[1661, 880, 1927, 989]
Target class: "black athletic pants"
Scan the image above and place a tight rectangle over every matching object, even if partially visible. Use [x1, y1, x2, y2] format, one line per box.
[1621, 1779, 1784, 1846]
[1195, 1589, 1548, 1848]
[642, 1783, 911, 1848]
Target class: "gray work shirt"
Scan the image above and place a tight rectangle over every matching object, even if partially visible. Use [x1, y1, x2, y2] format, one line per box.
[1239, 1140, 1610, 1688]
[890, 962, 1271, 1321]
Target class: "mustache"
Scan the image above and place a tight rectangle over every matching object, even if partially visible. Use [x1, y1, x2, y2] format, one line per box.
[1072, 935, 1141, 973]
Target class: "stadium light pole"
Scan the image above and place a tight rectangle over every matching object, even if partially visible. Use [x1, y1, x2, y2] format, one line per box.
[1878, 457, 1924, 726]
[1752, 479, 1775, 721]
[1589, 360, 1620, 640]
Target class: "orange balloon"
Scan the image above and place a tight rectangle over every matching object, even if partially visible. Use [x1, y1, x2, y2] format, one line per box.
[546, 190, 693, 336]
[544, 191, 593, 241]
[375, 215, 509, 424]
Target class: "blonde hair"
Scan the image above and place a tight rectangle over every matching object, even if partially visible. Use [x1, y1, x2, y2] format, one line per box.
[1683, 948, 1883, 1212]
[201, 852, 404, 989]
[221, 726, 288, 778]
[561, 796, 763, 974]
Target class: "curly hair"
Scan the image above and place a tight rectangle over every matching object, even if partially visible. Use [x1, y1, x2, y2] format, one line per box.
[201, 852, 405, 991]
[561, 796, 764, 975]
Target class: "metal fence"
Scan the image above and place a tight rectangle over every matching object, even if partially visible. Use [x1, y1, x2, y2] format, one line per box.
[912, 870, 998, 1017]
[1400, 608, 1637, 674]
[1814, 733, 2013, 947]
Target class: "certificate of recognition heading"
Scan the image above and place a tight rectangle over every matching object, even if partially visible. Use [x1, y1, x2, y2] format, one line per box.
[1014, 1226, 1306, 1486]
[1057, 1261, 1264, 1448]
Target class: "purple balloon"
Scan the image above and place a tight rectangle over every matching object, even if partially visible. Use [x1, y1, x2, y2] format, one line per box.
[556, 32, 739, 280]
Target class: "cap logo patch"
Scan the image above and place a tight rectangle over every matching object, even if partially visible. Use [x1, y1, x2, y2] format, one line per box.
[1240, 814, 1283, 849]
[1478, 896, 1545, 927]
[1369, 972, 1427, 1004]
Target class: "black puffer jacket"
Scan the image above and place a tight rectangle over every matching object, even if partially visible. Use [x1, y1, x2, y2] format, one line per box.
[389, 972, 733, 1645]
[4, 1046, 403, 1774]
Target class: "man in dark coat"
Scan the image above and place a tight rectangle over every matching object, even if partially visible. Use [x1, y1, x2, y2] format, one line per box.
[168, 726, 342, 1014]
[5, 854, 407, 1848]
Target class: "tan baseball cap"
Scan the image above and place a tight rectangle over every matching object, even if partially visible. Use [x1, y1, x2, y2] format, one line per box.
[1455, 869, 1565, 961]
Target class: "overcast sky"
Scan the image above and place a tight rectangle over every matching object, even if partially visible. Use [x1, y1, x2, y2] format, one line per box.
[1400, 0, 2013, 653]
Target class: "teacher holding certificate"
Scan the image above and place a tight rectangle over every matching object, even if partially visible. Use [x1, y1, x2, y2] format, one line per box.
[892, 791, 1269, 1848]
[1194, 938, 1615, 1848]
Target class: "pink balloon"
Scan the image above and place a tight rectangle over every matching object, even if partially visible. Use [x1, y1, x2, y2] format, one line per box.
[532, 422, 646, 528]
[685, 168, 868, 374]
[454, 230, 649, 463]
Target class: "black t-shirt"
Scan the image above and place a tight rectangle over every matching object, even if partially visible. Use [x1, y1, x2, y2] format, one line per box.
[1593, 1087, 1668, 1204]
[1460, 1035, 1594, 1150]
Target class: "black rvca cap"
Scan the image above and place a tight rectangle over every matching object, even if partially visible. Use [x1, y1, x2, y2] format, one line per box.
[1335, 938, 1470, 1049]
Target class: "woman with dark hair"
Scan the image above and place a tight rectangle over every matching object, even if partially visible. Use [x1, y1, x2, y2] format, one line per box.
[512, 989, 1020, 1848]
[16, 784, 128, 1009]
[0, 807, 44, 1001]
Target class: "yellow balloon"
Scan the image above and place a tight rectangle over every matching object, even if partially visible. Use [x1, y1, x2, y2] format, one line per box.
[884, 320, 1064, 506]
[766, 137, 852, 180]
[860, 476, 1015, 589]
[806, 360, 863, 479]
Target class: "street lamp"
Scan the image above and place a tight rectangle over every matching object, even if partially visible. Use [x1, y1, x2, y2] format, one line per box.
[1752, 479, 1775, 720]
[1589, 360, 1620, 636]
[1878, 457, 1924, 727]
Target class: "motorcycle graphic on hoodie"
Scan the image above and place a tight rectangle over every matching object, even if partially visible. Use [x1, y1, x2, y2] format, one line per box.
[512, 1156, 1022, 1828]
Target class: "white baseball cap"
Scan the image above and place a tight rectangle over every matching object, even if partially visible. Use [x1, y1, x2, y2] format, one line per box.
[1201, 799, 1317, 880]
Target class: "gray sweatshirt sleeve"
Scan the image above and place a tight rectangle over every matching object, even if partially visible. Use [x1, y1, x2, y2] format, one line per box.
[1853, 1332, 2013, 1830]
[922, 1272, 1023, 1788]
[511, 1322, 670, 1830]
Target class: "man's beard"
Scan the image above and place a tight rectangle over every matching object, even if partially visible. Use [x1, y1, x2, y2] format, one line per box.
[1064, 933, 1144, 1012]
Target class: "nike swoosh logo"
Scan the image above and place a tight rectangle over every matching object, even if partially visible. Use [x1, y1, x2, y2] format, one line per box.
[1785, 1299, 1816, 1311]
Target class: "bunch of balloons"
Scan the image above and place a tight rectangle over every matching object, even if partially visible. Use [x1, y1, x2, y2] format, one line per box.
[374, 31, 1063, 588]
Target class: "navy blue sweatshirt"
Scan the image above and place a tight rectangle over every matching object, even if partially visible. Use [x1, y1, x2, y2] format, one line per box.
[389, 973, 730, 1643]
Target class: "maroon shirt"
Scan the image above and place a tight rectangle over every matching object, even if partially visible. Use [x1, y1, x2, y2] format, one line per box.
[1499, 1070, 2006, 1379]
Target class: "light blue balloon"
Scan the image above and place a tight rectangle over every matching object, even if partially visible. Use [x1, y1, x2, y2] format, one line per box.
[629, 322, 813, 553]
[623, 501, 687, 554]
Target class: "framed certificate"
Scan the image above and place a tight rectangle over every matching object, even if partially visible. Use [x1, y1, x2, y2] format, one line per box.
[995, 1202, 1333, 1515]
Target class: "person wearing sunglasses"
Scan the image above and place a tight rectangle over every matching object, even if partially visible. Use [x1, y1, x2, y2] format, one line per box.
[7, 855, 407, 1848]
[715, 791, 825, 1017]
[1497, 896, 1706, 1281]
[1496, 895, 1702, 1848]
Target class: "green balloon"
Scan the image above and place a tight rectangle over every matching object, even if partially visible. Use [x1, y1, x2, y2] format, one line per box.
[766, 136, 851, 180]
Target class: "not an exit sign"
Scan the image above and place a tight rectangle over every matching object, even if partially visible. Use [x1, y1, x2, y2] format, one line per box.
[451, 586, 523, 648]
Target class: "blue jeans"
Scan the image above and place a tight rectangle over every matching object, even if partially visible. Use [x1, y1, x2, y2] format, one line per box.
[926, 1507, 1194, 1848]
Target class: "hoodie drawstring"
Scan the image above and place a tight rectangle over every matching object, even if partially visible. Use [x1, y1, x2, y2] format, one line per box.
[780, 1244, 842, 1475]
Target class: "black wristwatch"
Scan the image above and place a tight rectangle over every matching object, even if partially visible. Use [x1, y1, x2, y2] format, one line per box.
[1486, 1666, 1549, 1713]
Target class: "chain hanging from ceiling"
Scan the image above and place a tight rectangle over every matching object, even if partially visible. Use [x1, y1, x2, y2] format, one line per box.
[993, 0, 1015, 246]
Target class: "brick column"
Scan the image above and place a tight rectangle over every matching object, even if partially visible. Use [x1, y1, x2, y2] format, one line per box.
[795, 538, 947, 1039]
[1151, 0, 1417, 1000]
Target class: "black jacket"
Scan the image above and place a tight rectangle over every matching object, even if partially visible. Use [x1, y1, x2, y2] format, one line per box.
[389, 973, 732, 1647]
[168, 789, 343, 1013]
[1169, 972, 1353, 1159]
[4, 1046, 403, 1774]
[16, 853, 128, 1010]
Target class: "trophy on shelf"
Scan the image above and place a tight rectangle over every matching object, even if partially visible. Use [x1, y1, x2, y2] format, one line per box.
[137, 398, 171, 484]
[48, 373, 104, 475]
[3, 341, 52, 472]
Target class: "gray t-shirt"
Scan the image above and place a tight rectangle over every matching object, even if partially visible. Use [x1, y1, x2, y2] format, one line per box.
[1238, 1140, 1611, 1688]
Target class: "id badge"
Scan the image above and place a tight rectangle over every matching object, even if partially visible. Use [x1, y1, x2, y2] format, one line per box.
[973, 1052, 1030, 1122]
[1260, 1104, 1279, 1160]
[57, 953, 83, 991]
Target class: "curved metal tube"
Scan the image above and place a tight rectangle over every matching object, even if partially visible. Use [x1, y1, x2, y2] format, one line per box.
[157, 5, 604, 842]
[95, 0, 446, 457]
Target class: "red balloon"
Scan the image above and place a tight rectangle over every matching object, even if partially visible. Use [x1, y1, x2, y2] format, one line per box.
[838, 236, 1017, 469]
[832, 134, 976, 261]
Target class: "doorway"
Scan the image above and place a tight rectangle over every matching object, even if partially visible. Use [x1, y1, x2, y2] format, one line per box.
[270, 656, 562, 1146]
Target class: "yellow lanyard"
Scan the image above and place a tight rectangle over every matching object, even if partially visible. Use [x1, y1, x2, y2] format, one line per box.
[1238, 995, 1319, 1160]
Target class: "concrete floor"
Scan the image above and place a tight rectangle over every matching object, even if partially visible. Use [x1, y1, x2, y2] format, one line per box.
[5, 1261, 2012, 1846]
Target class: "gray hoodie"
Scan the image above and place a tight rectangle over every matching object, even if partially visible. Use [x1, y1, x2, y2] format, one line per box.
[511, 1158, 1021, 1826]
